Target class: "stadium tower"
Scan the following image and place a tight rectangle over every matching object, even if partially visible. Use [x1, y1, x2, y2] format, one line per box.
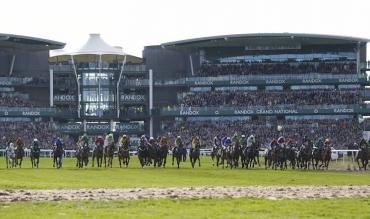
[0, 33, 64, 148]
[50, 34, 148, 142]
[143, 33, 370, 148]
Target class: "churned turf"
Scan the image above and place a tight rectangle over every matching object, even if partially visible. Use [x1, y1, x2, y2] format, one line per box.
[1, 197, 370, 219]
[0, 157, 369, 189]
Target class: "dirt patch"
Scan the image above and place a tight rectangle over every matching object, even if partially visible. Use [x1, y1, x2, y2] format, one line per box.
[1, 186, 370, 202]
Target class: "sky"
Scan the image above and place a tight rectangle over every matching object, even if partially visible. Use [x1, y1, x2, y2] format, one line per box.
[1, 0, 370, 58]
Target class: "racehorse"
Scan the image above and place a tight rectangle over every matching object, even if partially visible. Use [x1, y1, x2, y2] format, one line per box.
[226, 143, 241, 169]
[172, 143, 184, 168]
[297, 141, 313, 170]
[312, 143, 331, 170]
[92, 138, 104, 168]
[158, 137, 169, 167]
[53, 141, 64, 169]
[286, 145, 298, 169]
[76, 143, 90, 168]
[15, 138, 24, 168]
[243, 143, 258, 169]
[30, 143, 40, 168]
[271, 145, 287, 170]
[118, 139, 130, 168]
[104, 142, 115, 168]
[5, 143, 15, 169]
[355, 140, 369, 170]
[189, 144, 201, 168]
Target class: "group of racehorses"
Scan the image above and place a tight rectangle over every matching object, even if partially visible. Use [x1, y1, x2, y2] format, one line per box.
[211, 135, 333, 170]
[3, 135, 370, 171]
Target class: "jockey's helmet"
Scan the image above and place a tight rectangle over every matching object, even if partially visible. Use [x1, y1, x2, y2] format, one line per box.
[324, 138, 330, 144]
[277, 136, 285, 144]
[241, 135, 246, 138]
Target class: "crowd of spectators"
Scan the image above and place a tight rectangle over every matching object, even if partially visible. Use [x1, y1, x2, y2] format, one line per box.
[0, 93, 48, 108]
[162, 119, 363, 149]
[0, 121, 75, 149]
[180, 90, 361, 107]
[196, 61, 356, 76]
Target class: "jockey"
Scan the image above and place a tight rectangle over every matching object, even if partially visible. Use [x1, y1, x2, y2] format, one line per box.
[149, 137, 157, 148]
[16, 137, 23, 148]
[95, 136, 104, 146]
[175, 136, 183, 148]
[119, 134, 128, 147]
[138, 135, 148, 151]
[222, 137, 232, 150]
[231, 133, 239, 146]
[80, 133, 89, 147]
[160, 136, 168, 146]
[277, 136, 285, 148]
[213, 136, 221, 148]
[287, 138, 295, 148]
[105, 133, 114, 148]
[191, 136, 201, 149]
[246, 135, 255, 148]
[6, 142, 15, 155]
[270, 138, 278, 150]
[55, 137, 63, 150]
[32, 138, 40, 151]
[192, 136, 200, 147]
[314, 137, 323, 150]
[324, 138, 331, 148]
[239, 135, 247, 147]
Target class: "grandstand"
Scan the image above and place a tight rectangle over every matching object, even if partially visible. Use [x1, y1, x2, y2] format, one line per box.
[1, 32, 370, 149]
[144, 33, 370, 148]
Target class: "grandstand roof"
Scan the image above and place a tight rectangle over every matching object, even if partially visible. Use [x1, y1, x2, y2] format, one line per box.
[0, 33, 65, 51]
[161, 33, 369, 51]
[49, 34, 142, 63]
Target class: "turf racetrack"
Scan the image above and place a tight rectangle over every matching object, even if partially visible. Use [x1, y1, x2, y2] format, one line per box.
[0, 156, 369, 218]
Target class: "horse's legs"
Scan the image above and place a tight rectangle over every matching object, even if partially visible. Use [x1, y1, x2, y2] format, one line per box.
[92, 154, 95, 167]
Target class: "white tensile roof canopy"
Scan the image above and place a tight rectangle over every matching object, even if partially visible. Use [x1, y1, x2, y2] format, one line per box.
[49, 33, 142, 63]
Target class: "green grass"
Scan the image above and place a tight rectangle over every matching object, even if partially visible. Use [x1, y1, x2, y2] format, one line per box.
[0, 157, 369, 189]
[1, 197, 370, 219]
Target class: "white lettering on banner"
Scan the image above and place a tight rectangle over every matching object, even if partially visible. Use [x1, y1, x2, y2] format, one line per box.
[334, 108, 354, 113]
[302, 79, 322, 83]
[87, 124, 110, 130]
[180, 110, 200, 116]
[194, 81, 213, 85]
[61, 124, 81, 130]
[272, 109, 299, 114]
[234, 109, 254, 115]
[22, 111, 40, 116]
[0, 81, 11, 86]
[235, 109, 298, 115]
[230, 80, 250, 85]
[121, 95, 145, 102]
[54, 95, 76, 102]
[339, 78, 359, 83]
[117, 124, 142, 131]
[266, 80, 286, 84]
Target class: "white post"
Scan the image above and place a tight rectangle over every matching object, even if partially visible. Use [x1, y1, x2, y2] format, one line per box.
[356, 42, 361, 74]
[71, 55, 81, 118]
[149, 69, 153, 137]
[9, 54, 16, 76]
[83, 119, 87, 132]
[49, 69, 54, 107]
[189, 55, 194, 76]
[117, 55, 127, 118]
